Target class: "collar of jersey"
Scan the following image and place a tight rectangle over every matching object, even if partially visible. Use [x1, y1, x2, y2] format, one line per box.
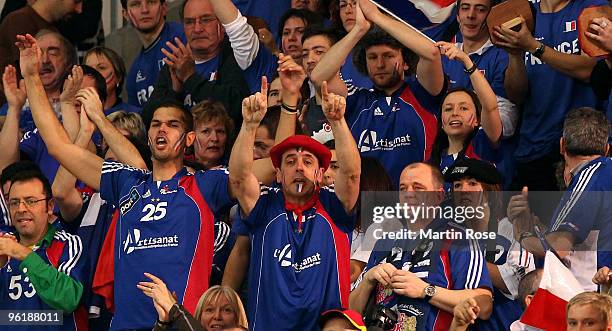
[143, 22, 169, 54]
[457, 39, 494, 57]
[154, 167, 190, 187]
[29, 225, 56, 250]
[372, 81, 410, 98]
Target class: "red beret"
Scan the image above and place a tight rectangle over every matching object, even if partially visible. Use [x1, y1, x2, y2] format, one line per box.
[269, 135, 332, 171]
[319, 309, 366, 331]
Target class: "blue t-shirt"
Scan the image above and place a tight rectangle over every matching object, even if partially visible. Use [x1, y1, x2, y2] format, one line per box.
[0, 228, 87, 331]
[233, 185, 355, 331]
[0, 101, 61, 133]
[549, 157, 612, 273]
[341, 51, 372, 91]
[243, 44, 278, 93]
[363, 218, 492, 331]
[20, 129, 59, 184]
[231, 0, 290, 37]
[347, 79, 443, 188]
[182, 55, 222, 107]
[516, 0, 607, 161]
[104, 100, 141, 116]
[99, 161, 234, 330]
[126, 22, 185, 107]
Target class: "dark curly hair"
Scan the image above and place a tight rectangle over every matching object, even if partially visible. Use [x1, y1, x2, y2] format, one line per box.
[352, 27, 419, 77]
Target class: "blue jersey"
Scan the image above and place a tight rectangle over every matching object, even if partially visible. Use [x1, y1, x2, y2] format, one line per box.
[549, 157, 612, 290]
[443, 40, 508, 99]
[126, 22, 185, 107]
[341, 52, 372, 91]
[363, 218, 492, 331]
[475, 218, 534, 331]
[0, 228, 87, 331]
[243, 45, 278, 93]
[516, 0, 606, 161]
[104, 99, 141, 116]
[182, 55, 222, 106]
[0, 101, 61, 132]
[233, 185, 355, 331]
[438, 128, 500, 191]
[99, 161, 234, 330]
[231, 0, 290, 37]
[20, 129, 59, 184]
[347, 79, 442, 188]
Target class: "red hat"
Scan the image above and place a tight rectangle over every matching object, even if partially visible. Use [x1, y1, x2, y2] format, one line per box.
[319, 309, 367, 331]
[269, 135, 332, 171]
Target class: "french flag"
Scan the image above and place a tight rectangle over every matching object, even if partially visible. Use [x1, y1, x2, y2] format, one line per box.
[373, 0, 457, 40]
[520, 251, 583, 331]
[564, 20, 577, 32]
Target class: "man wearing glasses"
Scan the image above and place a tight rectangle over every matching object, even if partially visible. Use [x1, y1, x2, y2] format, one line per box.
[0, 170, 86, 331]
[145, 0, 249, 128]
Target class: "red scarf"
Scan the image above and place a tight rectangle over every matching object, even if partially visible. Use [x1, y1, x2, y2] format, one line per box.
[284, 189, 319, 232]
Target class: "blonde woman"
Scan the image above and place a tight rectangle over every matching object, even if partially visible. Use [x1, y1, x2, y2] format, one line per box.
[139, 273, 247, 331]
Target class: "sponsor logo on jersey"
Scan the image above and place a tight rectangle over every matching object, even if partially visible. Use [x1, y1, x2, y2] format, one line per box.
[374, 107, 384, 116]
[273, 244, 322, 272]
[160, 185, 177, 195]
[143, 189, 151, 199]
[123, 228, 179, 255]
[120, 189, 141, 215]
[564, 20, 577, 33]
[357, 130, 412, 152]
[158, 59, 165, 70]
[136, 70, 146, 83]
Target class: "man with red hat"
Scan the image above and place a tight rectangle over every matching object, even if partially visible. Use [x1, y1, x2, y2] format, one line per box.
[229, 80, 361, 331]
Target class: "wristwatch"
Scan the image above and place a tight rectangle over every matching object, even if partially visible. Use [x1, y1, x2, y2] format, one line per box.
[423, 284, 437, 302]
[532, 42, 546, 59]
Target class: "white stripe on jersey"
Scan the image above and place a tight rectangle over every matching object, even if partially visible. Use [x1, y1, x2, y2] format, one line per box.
[214, 222, 231, 253]
[466, 238, 484, 289]
[101, 161, 150, 175]
[55, 231, 83, 276]
[551, 162, 601, 231]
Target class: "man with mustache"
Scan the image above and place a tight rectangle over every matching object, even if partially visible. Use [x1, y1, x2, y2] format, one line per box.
[229, 78, 361, 330]
[0, 0, 83, 107]
[0, 29, 77, 132]
[122, 0, 185, 107]
[145, 0, 249, 128]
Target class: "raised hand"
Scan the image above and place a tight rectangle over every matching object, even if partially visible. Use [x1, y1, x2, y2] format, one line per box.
[15, 34, 42, 78]
[321, 81, 346, 122]
[358, 0, 378, 26]
[2, 65, 27, 110]
[586, 17, 612, 53]
[278, 52, 306, 95]
[492, 16, 538, 54]
[162, 37, 196, 83]
[242, 76, 268, 126]
[435, 41, 473, 68]
[137, 272, 176, 322]
[60, 66, 84, 105]
[78, 103, 96, 139]
[75, 87, 105, 124]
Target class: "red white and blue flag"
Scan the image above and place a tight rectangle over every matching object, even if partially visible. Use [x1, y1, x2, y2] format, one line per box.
[372, 0, 458, 40]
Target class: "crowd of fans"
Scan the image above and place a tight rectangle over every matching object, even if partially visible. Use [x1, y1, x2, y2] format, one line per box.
[0, 0, 611, 330]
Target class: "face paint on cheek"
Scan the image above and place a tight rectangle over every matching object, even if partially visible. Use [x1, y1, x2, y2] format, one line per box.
[467, 113, 476, 126]
[194, 134, 205, 153]
[172, 132, 186, 152]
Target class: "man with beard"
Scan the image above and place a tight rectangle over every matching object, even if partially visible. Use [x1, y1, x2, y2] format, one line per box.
[229, 79, 361, 330]
[0, 0, 82, 107]
[0, 30, 77, 132]
[16, 33, 237, 329]
[311, 0, 446, 188]
[122, 0, 185, 107]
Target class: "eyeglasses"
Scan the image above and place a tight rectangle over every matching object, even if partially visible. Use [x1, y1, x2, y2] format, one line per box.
[339, 0, 357, 9]
[184, 16, 218, 27]
[8, 198, 49, 210]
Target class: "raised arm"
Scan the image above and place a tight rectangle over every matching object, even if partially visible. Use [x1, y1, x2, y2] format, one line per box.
[252, 54, 303, 184]
[320, 81, 360, 212]
[437, 42, 502, 144]
[76, 88, 147, 170]
[52, 109, 95, 222]
[494, 17, 597, 82]
[310, 1, 371, 92]
[229, 77, 268, 217]
[0, 65, 25, 171]
[210, 0, 260, 69]
[359, 0, 444, 95]
[17, 34, 103, 191]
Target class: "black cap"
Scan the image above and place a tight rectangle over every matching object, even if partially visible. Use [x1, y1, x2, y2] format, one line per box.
[444, 158, 502, 185]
